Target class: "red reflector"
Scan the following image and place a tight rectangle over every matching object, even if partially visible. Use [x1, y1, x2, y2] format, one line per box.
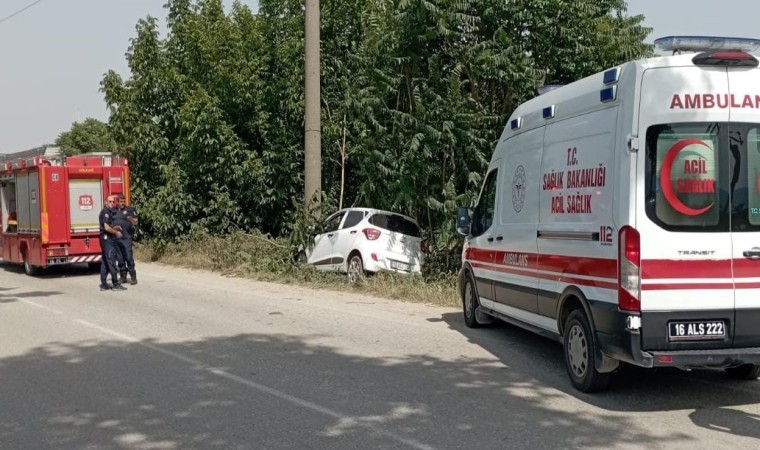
[371, 253, 378, 261]
[362, 228, 381, 240]
[657, 355, 673, 364]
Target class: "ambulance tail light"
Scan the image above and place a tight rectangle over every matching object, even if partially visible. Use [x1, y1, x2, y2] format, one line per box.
[618, 226, 641, 312]
[692, 51, 758, 68]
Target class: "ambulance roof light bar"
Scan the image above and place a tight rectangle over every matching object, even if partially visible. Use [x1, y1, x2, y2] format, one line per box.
[655, 36, 760, 54]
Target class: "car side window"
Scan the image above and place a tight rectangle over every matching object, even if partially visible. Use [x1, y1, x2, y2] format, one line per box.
[323, 212, 346, 233]
[471, 169, 498, 237]
[341, 210, 365, 229]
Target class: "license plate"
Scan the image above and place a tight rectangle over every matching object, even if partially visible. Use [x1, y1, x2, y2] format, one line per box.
[668, 321, 726, 341]
[390, 260, 411, 271]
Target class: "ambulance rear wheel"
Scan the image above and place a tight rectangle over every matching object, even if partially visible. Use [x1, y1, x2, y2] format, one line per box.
[22, 251, 41, 276]
[563, 310, 611, 392]
[725, 364, 760, 380]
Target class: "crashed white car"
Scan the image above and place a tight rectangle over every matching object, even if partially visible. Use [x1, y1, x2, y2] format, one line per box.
[305, 208, 425, 283]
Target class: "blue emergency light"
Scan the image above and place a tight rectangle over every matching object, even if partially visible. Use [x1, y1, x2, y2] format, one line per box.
[655, 36, 760, 54]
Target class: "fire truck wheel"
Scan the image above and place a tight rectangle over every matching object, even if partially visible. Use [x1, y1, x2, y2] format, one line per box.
[22, 251, 41, 276]
[88, 262, 102, 272]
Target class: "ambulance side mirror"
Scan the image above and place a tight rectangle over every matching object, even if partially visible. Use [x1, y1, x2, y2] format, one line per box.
[456, 207, 471, 236]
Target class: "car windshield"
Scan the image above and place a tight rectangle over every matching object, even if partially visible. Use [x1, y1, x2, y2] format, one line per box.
[368, 213, 421, 237]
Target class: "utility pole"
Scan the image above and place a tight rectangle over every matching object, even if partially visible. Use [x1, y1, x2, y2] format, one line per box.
[304, 0, 321, 208]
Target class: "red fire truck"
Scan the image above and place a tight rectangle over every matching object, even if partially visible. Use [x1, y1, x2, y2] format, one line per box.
[0, 150, 130, 275]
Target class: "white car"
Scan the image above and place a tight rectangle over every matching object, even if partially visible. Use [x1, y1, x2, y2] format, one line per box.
[305, 208, 425, 283]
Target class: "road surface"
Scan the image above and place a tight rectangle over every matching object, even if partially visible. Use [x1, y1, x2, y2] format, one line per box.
[1, 262, 759, 449]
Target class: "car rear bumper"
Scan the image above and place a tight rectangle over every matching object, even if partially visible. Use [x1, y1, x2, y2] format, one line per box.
[363, 254, 422, 274]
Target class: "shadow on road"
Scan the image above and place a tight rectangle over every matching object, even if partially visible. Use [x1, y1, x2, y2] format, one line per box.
[689, 408, 760, 438]
[1, 306, 759, 448]
[0, 261, 97, 279]
[440, 312, 760, 415]
[0, 289, 62, 304]
[0, 327, 695, 449]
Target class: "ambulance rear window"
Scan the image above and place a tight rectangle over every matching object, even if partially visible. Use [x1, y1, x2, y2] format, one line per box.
[745, 129, 760, 226]
[646, 122, 760, 232]
[645, 123, 722, 231]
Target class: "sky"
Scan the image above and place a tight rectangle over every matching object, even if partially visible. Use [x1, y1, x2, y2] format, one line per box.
[1, 0, 759, 153]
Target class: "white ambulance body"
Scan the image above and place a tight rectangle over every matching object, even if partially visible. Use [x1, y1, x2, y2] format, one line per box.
[457, 36, 760, 391]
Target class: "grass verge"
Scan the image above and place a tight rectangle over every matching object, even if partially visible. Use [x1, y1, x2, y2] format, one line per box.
[134, 231, 461, 308]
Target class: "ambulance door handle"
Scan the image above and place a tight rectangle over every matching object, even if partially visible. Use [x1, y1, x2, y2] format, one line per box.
[743, 248, 760, 259]
[496, 236, 503, 242]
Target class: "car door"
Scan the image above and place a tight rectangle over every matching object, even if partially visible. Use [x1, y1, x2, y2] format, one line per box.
[333, 209, 366, 270]
[308, 211, 346, 270]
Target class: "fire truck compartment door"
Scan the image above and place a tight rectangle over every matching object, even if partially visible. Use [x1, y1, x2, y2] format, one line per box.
[69, 179, 103, 233]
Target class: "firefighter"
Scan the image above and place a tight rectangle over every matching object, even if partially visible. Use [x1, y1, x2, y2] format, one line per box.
[113, 193, 138, 284]
[98, 195, 126, 291]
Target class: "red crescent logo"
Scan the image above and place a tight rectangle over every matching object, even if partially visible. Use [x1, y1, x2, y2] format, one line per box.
[660, 138, 713, 216]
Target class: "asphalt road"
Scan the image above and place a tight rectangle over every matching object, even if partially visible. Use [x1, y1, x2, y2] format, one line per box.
[1, 262, 759, 449]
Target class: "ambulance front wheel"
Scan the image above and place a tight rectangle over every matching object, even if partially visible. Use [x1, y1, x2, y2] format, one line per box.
[462, 273, 482, 328]
[22, 250, 41, 276]
[563, 310, 611, 392]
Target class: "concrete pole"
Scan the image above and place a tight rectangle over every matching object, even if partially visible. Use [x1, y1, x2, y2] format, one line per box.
[304, 0, 321, 208]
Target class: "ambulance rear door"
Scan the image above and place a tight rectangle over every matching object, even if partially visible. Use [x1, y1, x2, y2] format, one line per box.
[637, 64, 734, 351]
[726, 65, 760, 348]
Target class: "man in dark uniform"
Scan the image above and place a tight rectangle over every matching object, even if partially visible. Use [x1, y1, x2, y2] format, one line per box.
[114, 193, 139, 285]
[99, 195, 127, 291]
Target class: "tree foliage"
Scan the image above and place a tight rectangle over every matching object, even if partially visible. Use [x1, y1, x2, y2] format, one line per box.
[101, 0, 653, 273]
[55, 118, 116, 156]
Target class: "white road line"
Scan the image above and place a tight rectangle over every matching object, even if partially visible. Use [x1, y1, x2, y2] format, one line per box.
[20, 299, 63, 315]
[74, 319, 437, 450]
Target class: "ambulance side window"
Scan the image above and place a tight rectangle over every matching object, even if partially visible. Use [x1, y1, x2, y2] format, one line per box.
[471, 169, 498, 237]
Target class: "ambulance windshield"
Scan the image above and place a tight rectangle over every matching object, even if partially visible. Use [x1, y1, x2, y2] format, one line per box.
[645, 122, 760, 232]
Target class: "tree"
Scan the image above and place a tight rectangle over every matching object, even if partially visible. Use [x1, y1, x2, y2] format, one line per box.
[102, 0, 653, 271]
[55, 118, 116, 155]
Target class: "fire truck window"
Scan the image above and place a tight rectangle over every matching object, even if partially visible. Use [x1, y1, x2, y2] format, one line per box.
[645, 123, 722, 231]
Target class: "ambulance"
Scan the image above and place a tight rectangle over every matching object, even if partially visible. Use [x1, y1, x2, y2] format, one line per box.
[456, 36, 760, 392]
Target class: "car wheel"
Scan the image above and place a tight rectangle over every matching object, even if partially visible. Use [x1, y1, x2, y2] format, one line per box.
[725, 364, 760, 380]
[462, 273, 482, 328]
[347, 254, 364, 284]
[23, 250, 41, 276]
[563, 310, 611, 392]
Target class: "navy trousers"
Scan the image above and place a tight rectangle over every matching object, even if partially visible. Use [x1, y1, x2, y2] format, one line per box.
[100, 237, 119, 285]
[116, 237, 135, 272]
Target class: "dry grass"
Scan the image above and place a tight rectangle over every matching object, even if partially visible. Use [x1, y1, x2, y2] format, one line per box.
[134, 232, 461, 308]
